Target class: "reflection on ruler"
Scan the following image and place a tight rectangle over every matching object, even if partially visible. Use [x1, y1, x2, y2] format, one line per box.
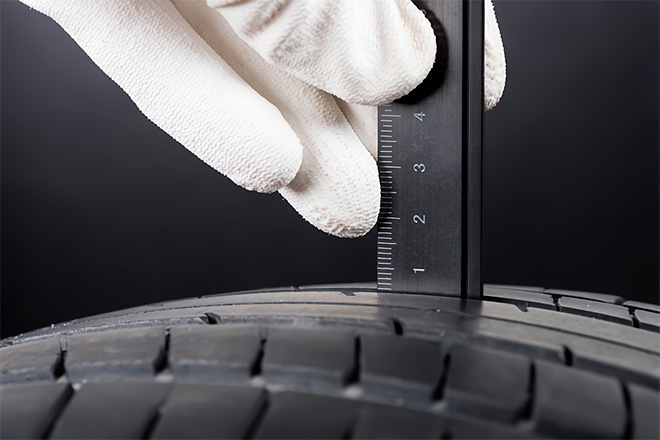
[376, 0, 484, 299]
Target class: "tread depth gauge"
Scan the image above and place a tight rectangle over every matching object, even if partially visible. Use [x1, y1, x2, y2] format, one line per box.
[376, 0, 484, 299]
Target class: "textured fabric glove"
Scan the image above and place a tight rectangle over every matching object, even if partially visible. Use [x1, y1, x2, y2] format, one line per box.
[20, 0, 506, 237]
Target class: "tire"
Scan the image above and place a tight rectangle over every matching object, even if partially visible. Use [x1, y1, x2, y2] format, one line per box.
[1, 284, 658, 439]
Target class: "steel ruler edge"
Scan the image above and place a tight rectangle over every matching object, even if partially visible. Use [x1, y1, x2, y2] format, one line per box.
[376, 0, 484, 299]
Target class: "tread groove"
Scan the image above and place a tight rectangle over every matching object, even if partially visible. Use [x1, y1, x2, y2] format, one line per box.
[342, 412, 358, 440]
[390, 317, 405, 336]
[153, 329, 170, 374]
[346, 337, 361, 386]
[631, 313, 640, 328]
[243, 392, 269, 440]
[433, 351, 451, 401]
[56, 335, 70, 383]
[141, 407, 162, 440]
[205, 312, 221, 324]
[520, 362, 536, 421]
[621, 382, 633, 440]
[42, 384, 75, 440]
[251, 338, 266, 377]
[53, 348, 66, 380]
[563, 346, 574, 366]
[552, 296, 560, 312]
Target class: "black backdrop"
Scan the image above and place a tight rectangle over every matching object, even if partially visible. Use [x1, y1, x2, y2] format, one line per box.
[2, 0, 658, 338]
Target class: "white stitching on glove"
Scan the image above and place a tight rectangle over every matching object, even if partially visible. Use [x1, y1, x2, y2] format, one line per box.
[20, 0, 505, 238]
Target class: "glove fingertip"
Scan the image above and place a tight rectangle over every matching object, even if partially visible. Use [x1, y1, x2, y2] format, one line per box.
[279, 141, 381, 238]
[339, 3, 437, 107]
[237, 151, 303, 194]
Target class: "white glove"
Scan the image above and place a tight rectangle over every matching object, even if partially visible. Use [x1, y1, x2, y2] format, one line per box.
[20, 0, 505, 237]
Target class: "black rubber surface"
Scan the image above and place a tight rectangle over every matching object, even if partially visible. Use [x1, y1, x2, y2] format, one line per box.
[0, 284, 658, 439]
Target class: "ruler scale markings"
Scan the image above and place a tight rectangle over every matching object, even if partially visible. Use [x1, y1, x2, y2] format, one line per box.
[376, 0, 483, 299]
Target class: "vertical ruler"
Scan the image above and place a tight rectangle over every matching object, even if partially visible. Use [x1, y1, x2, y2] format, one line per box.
[376, 0, 484, 299]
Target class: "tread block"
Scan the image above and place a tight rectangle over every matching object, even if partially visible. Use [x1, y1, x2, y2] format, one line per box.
[533, 360, 626, 439]
[150, 384, 265, 439]
[0, 382, 72, 439]
[568, 339, 660, 391]
[445, 414, 539, 439]
[361, 334, 443, 404]
[262, 327, 355, 391]
[558, 297, 632, 325]
[445, 344, 530, 422]
[628, 384, 660, 440]
[0, 338, 61, 383]
[255, 391, 357, 439]
[624, 300, 660, 314]
[352, 402, 443, 439]
[170, 325, 261, 382]
[545, 288, 625, 304]
[65, 327, 165, 383]
[483, 287, 556, 310]
[635, 310, 660, 333]
[50, 382, 171, 439]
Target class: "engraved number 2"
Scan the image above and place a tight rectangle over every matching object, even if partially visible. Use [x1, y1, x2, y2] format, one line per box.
[413, 215, 426, 224]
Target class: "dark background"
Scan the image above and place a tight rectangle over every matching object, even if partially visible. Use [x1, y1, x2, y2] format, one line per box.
[2, 0, 658, 338]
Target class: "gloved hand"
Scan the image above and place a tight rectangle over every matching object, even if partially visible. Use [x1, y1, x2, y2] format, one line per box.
[20, 0, 505, 237]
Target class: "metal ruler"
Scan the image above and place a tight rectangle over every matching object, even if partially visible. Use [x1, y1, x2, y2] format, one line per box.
[376, 0, 484, 299]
